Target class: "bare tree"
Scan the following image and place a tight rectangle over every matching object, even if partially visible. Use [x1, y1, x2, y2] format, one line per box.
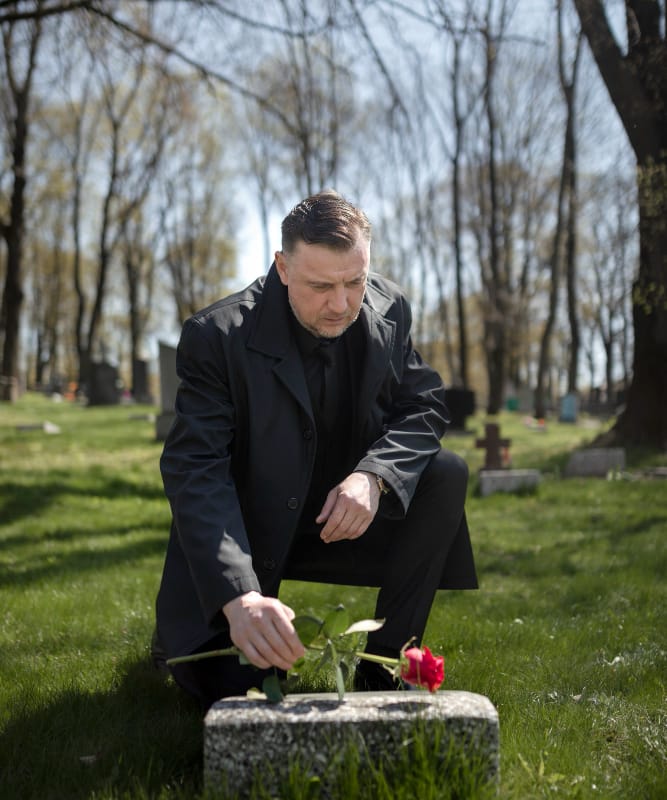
[421, 0, 481, 388]
[73, 10, 176, 392]
[158, 84, 238, 327]
[580, 170, 637, 409]
[0, 8, 42, 400]
[119, 207, 158, 400]
[463, 0, 522, 414]
[241, 2, 356, 201]
[534, 2, 583, 418]
[573, 0, 667, 447]
[23, 155, 73, 390]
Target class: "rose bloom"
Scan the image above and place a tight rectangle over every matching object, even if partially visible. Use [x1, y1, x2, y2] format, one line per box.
[399, 646, 445, 692]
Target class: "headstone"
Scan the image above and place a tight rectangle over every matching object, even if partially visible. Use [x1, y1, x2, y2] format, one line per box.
[132, 358, 153, 404]
[479, 469, 540, 497]
[128, 412, 156, 422]
[15, 421, 61, 434]
[564, 447, 626, 477]
[88, 362, 121, 405]
[476, 423, 511, 470]
[444, 388, 475, 431]
[559, 393, 578, 423]
[516, 387, 533, 413]
[204, 691, 499, 797]
[504, 382, 530, 412]
[156, 341, 178, 441]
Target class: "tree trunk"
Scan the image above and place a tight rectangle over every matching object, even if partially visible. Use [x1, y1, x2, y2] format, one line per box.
[573, 0, 667, 447]
[614, 162, 667, 443]
[451, 37, 468, 388]
[1, 217, 24, 401]
[0, 19, 41, 401]
[482, 18, 506, 415]
[565, 154, 580, 394]
[535, 7, 582, 418]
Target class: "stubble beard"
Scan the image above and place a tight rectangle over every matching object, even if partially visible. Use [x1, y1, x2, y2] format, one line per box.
[288, 296, 360, 339]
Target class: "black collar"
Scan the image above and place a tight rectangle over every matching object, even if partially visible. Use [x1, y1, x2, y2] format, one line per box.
[289, 311, 345, 358]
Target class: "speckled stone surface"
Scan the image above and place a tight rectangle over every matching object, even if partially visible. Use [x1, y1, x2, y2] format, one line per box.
[204, 690, 499, 796]
[479, 469, 540, 497]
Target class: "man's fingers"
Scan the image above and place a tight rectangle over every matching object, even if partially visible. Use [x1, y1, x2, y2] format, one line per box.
[319, 506, 343, 539]
[266, 612, 305, 661]
[322, 515, 368, 542]
[318, 473, 378, 542]
[320, 498, 372, 542]
[315, 487, 338, 524]
[242, 633, 297, 671]
[224, 594, 305, 670]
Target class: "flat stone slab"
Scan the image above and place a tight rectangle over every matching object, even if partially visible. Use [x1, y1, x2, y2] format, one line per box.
[479, 469, 540, 497]
[564, 447, 626, 477]
[15, 420, 61, 434]
[204, 690, 498, 797]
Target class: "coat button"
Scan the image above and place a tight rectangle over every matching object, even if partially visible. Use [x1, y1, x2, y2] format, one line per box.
[287, 497, 299, 510]
[263, 558, 276, 570]
[303, 428, 313, 440]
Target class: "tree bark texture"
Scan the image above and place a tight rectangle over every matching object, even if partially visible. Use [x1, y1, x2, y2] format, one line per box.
[0, 19, 41, 401]
[574, 0, 667, 447]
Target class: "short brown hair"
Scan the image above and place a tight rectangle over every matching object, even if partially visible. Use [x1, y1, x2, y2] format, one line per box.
[281, 190, 371, 254]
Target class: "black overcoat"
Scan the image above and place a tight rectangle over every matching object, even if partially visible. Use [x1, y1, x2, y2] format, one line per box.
[156, 265, 476, 657]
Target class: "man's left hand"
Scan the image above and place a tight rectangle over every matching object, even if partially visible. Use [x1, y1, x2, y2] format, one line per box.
[316, 471, 381, 543]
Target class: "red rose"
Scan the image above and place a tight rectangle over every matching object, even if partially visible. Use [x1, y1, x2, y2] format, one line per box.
[399, 646, 445, 692]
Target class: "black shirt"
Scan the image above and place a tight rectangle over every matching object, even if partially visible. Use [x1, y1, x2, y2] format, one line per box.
[290, 315, 363, 532]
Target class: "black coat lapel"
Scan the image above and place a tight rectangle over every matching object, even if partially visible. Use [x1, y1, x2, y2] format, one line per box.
[246, 265, 312, 418]
[356, 298, 396, 419]
[246, 266, 397, 424]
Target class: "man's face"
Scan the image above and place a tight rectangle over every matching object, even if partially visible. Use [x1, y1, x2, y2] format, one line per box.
[275, 235, 370, 339]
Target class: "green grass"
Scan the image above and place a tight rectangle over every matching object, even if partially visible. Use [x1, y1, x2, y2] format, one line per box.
[1, 394, 666, 798]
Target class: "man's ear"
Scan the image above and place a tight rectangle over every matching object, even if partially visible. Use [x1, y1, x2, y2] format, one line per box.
[275, 251, 289, 286]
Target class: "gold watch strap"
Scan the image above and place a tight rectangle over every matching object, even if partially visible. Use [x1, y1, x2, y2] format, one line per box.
[375, 474, 391, 495]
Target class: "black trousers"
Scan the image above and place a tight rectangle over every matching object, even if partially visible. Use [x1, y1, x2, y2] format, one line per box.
[169, 449, 475, 709]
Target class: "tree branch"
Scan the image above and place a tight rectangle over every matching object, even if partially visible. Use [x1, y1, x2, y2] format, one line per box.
[346, 0, 409, 119]
[0, 0, 94, 25]
[572, 0, 661, 159]
[86, 4, 301, 138]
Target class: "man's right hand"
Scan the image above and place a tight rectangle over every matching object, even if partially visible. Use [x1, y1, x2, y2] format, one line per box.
[222, 591, 305, 671]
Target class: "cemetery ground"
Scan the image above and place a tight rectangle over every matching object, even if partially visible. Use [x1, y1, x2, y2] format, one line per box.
[1, 394, 666, 800]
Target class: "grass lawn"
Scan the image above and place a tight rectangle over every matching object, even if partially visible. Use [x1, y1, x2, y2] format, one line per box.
[1, 393, 665, 798]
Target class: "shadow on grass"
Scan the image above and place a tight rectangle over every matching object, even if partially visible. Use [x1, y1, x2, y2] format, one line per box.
[0, 658, 203, 800]
[0, 475, 166, 528]
[609, 513, 667, 539]
[478, 516, 666, 615]
[1, 529, 167, 587]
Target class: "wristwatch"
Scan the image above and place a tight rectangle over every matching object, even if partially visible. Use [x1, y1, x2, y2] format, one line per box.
[375, 474, 391, 495]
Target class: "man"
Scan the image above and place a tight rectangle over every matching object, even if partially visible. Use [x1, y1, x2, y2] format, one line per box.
[154, 190, 477, 709]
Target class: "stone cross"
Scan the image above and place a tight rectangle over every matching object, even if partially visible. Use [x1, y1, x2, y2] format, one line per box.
[476, 422, 511, 470]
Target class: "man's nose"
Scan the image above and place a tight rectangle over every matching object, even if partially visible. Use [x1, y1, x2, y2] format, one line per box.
[328, 286, 348, 312]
